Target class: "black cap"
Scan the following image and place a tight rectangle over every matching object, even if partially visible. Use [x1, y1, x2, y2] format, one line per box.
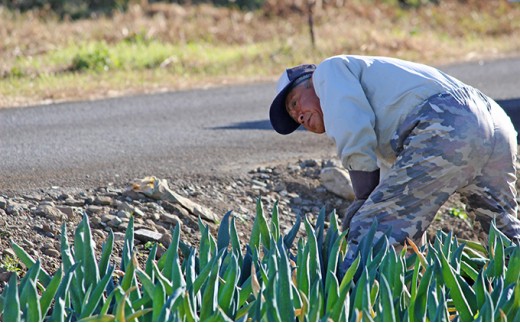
[269, 64, 316, 134]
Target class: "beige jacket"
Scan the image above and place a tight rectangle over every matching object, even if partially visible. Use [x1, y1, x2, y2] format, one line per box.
[312, 55, 466, 175]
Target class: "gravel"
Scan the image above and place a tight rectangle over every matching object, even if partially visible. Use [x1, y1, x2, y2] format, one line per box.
[0, 157, 490, 289]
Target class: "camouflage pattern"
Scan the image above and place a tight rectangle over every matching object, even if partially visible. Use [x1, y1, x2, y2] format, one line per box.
[346, 86, 520, 255]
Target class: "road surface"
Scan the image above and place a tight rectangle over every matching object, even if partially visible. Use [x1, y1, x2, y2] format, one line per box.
[1, 57, 519, 192]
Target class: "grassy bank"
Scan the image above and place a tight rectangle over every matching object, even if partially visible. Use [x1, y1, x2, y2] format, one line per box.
[1, 0, 520, 108]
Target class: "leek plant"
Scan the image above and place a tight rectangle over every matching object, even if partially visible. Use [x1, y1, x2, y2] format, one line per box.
[0, 199, 519, 321]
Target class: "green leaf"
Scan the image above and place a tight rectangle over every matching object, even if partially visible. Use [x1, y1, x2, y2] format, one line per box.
[276, 240, 295, 321]
[308, 280, 323, 322]
[505, 246, 520, 286]
[3, 273, 20, 322]
[193, 249, 225, 295]
[257, 198, 272, 250]
[151, 261, 174, 295]
[218, 253, 239, 316]
[325, 271, 339, 315]
[477, 288, 495, 322]
[412, 266, 433, 322]
[76, 213, 100, 292]
[51, 263, 78, 322]
[152, 280, 166, 322]
[283, 213, 301, 250]
[270, 201, 281, 241]
[98, 229, 114, 278]
[40, 267, 63, 319]
[304, 216, 322, 285]
[19, 260, 41, 307]
[486, 234, 505, 278]
[432, 248, 475, 321]
[121, 216, 135, 272]
[80, 266, 115, 318]
[230, 217, 243, 261]
[378, 274, 396, 322]
[196, 219, 217, 271]
[217, 211, 232, 251]
[60, 223, 75, 272]
[325, 230, 347, 287]
[351, 269, 371, 318]
[296, 239, 310, 298]
[145, 243, 158, 278]
[200, 256, 222, 321]
[10, 240, 51, 286]
[23, 278, 41, 322]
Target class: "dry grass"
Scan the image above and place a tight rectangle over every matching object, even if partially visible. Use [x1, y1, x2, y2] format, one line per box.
[1, 0, 520, 108]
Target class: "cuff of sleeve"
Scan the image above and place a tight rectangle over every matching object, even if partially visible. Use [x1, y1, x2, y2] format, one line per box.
[349, 169, 380, 200]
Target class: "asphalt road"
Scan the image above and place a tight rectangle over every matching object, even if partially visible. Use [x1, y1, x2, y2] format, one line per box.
[1, 57, 519, 192]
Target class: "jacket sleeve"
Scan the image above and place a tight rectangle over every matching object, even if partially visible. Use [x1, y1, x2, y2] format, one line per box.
[313, 57, 379, 172]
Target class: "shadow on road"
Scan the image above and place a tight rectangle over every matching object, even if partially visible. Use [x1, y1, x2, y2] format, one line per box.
[211, 99, 520, 134]
[211, 120, 305, 131]
[497, 98, 520, 135]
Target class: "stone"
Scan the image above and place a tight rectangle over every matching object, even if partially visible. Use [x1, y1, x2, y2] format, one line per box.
[129, 177, 219, 222]
[118, 201, 134, 213]
[57, 206, 79, 219]
[117, 210, 131, 219]
[41, 223, 56, 235]
[6, 203, 26, 216]
[35, 205, 67, 221]
[134, 229, 163, 243]
[3, 248, 16, 259]
[319, 167, 355, 201]
[301, 159, 318, 168]
[159, 231, 172, 247]
[43, 248, 61, 258]
[94, 196, 113, 206]
[161, 211, 183, 225]
[65, 198, 85, 207]
[86, 205, 105, 215]
[108, 217, 123, 228]
[114, 232, 126, 241]
[162, 201, 189, 217]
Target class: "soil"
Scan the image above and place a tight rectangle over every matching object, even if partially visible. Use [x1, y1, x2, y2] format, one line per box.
[0, 157, 489, 290]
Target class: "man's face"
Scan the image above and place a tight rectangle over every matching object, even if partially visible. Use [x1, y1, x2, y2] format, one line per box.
[285, 78, 325, 134]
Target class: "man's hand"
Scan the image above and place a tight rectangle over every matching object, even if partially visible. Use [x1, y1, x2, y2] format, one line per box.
[341, 199, 366, 232]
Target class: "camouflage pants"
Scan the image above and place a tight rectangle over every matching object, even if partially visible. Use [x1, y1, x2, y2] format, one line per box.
[347, 87, 520, 251]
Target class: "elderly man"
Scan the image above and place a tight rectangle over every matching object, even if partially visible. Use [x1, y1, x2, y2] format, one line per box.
[269, 55, 520, 257]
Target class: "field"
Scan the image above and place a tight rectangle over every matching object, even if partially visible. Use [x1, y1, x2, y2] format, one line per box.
[1, 0, 520, 108]
[2, 1, 520, 321]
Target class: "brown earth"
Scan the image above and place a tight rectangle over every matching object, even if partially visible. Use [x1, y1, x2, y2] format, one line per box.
[0, 157, 489, 289]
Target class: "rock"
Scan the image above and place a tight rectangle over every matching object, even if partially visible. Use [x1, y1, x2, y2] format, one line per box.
[41, 223, 56, 235]
[86, 205, 105, 215]
[301, 159, 318, 168]
[129, 176, 219, 223]
[0, 197, 8, 209]
[94, 196, 113, 206]
[64, 198, 85, 207]
[56, 206, 79, 219]
[320, 167, 355, 201]
[117, 210, 131, 219]
[108, 217, 123, 228]
[159, 231, 172, 247]
[35, 205, 68, 221]
[134, 229, 163, 243]
[114, 232, 126, 241]
[6, 202, 27, 216]
[42, 247, 61, 258]
[118, 201, 134, 213]
[0, 270, 13, 283]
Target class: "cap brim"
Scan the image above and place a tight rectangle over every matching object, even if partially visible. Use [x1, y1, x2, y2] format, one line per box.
[269, 84, 301, 135]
